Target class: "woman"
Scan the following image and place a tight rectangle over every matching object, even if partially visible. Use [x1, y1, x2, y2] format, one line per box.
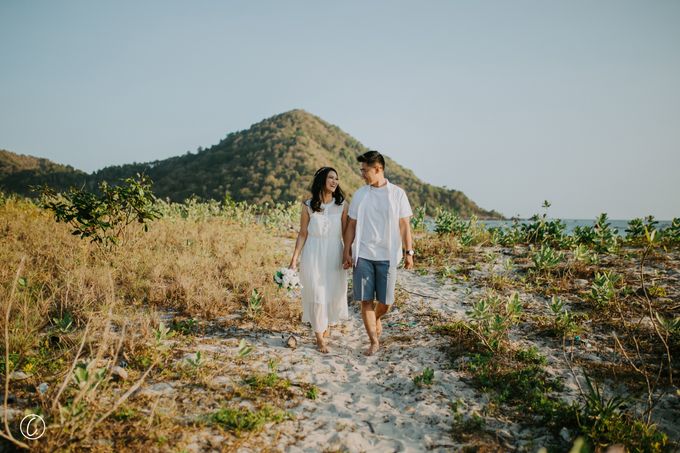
[289, 167, 349, 353]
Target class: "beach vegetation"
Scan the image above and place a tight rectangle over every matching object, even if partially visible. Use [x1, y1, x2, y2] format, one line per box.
[209, 405, 289, 433]
[466, 292, 523, 353]
[413, 367, 435, 387]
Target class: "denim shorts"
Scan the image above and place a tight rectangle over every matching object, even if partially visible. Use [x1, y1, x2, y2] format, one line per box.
[353, 257, 396, 305]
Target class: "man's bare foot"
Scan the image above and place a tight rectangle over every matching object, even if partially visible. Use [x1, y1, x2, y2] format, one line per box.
[376, 319, 383, 338]
[364, 341, 379, 356]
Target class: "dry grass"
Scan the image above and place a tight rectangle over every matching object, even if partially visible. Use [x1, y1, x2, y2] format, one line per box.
[0, 197, 304, 451]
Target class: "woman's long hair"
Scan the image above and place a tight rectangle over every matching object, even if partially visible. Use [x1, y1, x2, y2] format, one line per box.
[309, 166, 345, 213]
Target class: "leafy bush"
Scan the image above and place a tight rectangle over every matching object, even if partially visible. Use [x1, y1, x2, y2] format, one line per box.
[38, 173, 161, 246]
[590, 214, 619, 252]
[432, 209, 489, 247]
[572, 244, 599, 265]
[466, 352, 572, 426]
[521, 215, 569, 248]
[243, 360, 289, 390]
[514, 345, 547, 365]
[434, 208, 465, 235]
[413, 367, 435, 387]
[547, 296, 579, 336]
[411, 205, 427, 232]
[573, 225, 595, 245]
[531, 245, 564, 274]
[577, 375, 668, 452]
[467, 292, 523, 353]
[588, 271, 622, 307]
[247, 289, 264, 318]
[625, 216, 657, 240]
[660, 218, 680, 244]
[488, 222, 524, 247]
[656, 314, 680, 347]
[259, 201, 300, 230]
[210, 405, 288, 432]
[154, 195, 300, 231]
[487, 203, 571, 248]
[171, 318, 198, 335]
[572, 213, 620, 253]
[306, 385, 319, 400]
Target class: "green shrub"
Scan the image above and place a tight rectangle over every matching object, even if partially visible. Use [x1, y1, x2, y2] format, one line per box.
[514, 345, 547, 365]
[660, 218, 680, 244]
[411, 205, 427, 232]
[593, 213, 620, 252]
[547, 296, 579, 336]
[588, 271, 622, 307]
[521, 215, 569, 247]
[531, 245, 564, 274]
[467, 292, 523, 353]
[467, 352, 572, 426]
[572, 244, 599, 265]
[38, 173, 161, 247]
[488, 222, 524, 247]
[573, 214, 620, 253]
[413, 367, 435, 387]
[210, 405, 287, 432]
[577, 375, 668, 452]
[434, 208, 465, 235]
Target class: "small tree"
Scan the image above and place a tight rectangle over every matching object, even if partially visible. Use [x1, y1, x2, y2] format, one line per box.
[38, 173, 161, 247]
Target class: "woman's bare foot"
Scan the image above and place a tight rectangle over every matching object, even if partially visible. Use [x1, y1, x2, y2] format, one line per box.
[323, 328, 330, 338]
[315, 332, 329, 353]
[364, 341, 379, 356]
[317, 340, 329, 353]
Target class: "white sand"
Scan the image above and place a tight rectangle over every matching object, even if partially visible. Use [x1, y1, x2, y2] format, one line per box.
[245, 270, 484, 452]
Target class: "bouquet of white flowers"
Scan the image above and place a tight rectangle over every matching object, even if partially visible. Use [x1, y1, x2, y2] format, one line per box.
[274, 267, 302, 291]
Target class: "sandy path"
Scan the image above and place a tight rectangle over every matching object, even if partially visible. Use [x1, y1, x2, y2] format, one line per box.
[245, 270, 482, 452]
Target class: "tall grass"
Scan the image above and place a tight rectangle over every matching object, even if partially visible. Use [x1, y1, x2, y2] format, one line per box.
[0, 195, 302, 450]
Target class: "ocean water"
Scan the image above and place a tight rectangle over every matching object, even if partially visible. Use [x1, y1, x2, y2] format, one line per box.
[477, 219, 674, 235]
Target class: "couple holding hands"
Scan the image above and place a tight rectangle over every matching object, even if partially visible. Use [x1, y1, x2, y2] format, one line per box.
[289, 150, 415, 355]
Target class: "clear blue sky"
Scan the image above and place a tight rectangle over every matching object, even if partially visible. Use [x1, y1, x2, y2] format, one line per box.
[1, 0, 679, 219]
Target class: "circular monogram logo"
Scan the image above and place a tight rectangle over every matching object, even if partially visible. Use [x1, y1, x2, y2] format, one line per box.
[20, 414, 46, 440]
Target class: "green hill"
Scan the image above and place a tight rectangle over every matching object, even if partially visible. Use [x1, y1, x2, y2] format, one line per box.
[0, 149, 88, 192]
[0, 110, 502, 218]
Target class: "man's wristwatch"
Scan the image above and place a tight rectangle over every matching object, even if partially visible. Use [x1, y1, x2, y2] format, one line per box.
[404, 249, 415, 257]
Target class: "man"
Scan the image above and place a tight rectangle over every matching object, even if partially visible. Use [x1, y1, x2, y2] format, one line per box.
[343, 150, 415, 356]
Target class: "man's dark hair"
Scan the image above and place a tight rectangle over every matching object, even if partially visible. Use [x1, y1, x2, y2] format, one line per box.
[357, 150, 385, 170]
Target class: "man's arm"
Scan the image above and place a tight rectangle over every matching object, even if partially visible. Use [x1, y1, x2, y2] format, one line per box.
[399, 216, 414, 269]
[343, 218, 356, 269]
[341, 203, 349, 235]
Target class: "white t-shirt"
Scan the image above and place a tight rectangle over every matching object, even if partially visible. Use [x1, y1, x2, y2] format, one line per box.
[349, 183, 413, 261]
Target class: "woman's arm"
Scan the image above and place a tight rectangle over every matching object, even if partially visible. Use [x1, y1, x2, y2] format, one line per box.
[289, 203, 310, 269]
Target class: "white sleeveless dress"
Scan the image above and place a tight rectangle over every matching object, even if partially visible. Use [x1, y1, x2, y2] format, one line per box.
[300, 200, 349, 333]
